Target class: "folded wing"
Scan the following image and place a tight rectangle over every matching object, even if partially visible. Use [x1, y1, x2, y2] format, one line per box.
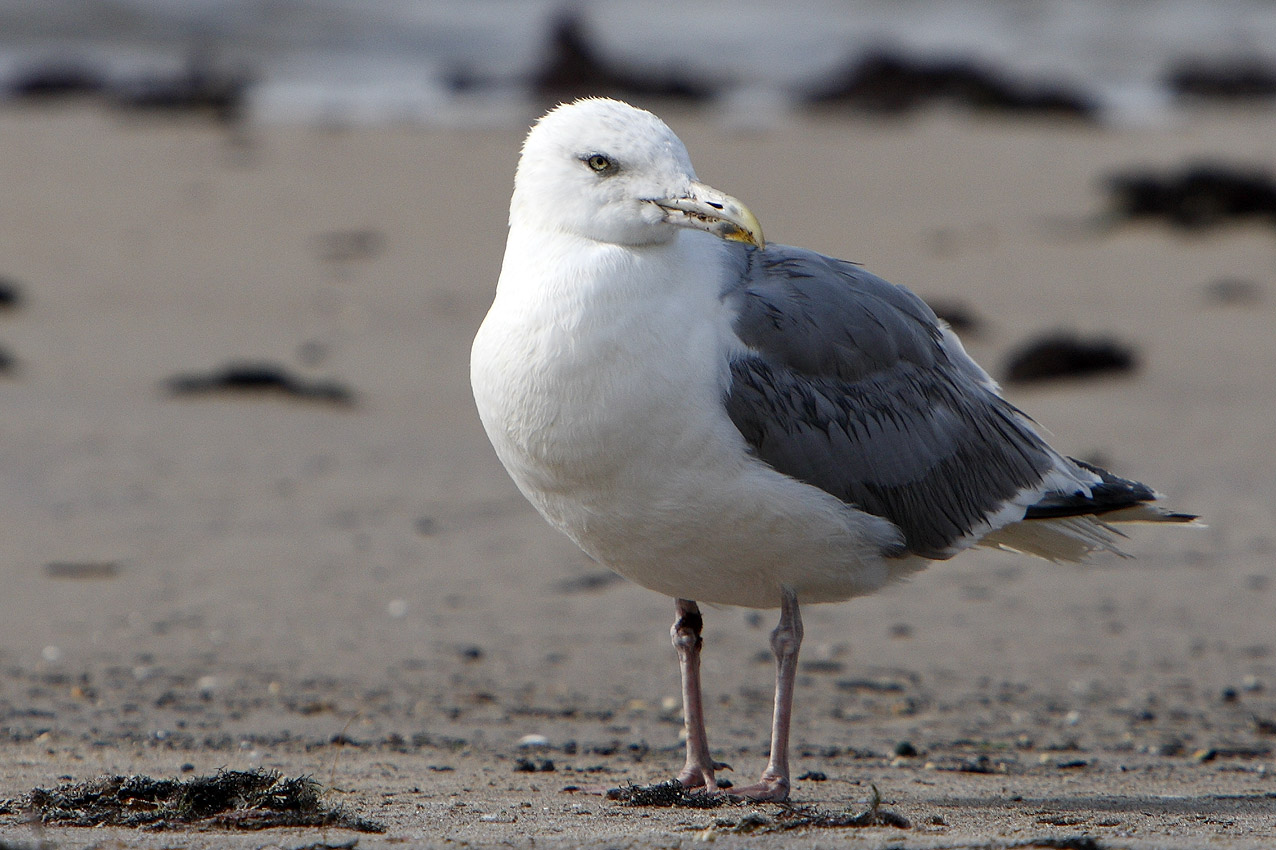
[721, 245, 1190, 561]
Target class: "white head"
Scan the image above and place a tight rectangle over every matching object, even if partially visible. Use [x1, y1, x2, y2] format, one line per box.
[510, 98, 763, 249]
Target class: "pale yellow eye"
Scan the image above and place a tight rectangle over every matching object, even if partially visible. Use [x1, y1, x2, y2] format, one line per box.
[585, 154, 616, 174]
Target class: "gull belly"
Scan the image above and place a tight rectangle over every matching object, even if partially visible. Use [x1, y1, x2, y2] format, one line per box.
[471, 226, 909, 609]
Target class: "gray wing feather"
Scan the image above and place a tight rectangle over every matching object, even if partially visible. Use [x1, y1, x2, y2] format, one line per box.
[723, 246, 941, 381]
[723, 245, 1058, 559]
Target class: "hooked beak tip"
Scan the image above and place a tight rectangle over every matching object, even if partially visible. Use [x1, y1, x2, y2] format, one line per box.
[656, 181, 765, 249]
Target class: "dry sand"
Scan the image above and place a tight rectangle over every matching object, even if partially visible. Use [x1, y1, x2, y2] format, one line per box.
[0, 101, 1274, 849]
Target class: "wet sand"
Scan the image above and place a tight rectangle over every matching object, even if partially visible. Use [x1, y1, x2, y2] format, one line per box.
[0, 102, 1274, 848]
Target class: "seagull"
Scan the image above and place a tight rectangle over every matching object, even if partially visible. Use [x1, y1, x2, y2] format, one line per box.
[470, 97, 1196, 801]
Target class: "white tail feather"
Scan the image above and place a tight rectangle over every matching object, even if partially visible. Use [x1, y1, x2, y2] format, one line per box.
[979, 515, 1127, 563]
[979, 506, 1201, 564]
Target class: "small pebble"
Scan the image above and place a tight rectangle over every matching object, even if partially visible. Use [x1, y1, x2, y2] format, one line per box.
[513, 757, 555, 772]
[888, 622, 913, 639]
[518, 733, 551, 748]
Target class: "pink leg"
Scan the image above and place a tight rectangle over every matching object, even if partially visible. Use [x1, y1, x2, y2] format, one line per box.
[729, 586, 803, 802]
[671, 598, 719, 792]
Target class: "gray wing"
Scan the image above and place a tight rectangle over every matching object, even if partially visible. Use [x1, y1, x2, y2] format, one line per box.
[721, 244, 1059, 559]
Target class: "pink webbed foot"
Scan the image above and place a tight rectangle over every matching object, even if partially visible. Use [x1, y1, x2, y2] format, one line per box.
[719, 773, 790, 802]
[675, 760, 732, 792]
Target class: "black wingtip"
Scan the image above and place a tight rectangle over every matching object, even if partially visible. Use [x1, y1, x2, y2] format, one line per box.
[1024, 457, 1166, 520]
[1158, 511, 1201, 523]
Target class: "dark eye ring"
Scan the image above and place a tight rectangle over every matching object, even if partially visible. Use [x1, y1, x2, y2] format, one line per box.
[585, 154, 615, 174]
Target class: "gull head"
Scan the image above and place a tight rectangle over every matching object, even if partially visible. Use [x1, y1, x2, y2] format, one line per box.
[510, 98, 763, 249]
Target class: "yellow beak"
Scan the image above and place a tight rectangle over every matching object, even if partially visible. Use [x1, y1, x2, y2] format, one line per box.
[653, 181, 765, 249]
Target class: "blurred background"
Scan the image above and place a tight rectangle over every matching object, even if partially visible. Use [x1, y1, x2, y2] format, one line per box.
[3, 0, 1276, 127]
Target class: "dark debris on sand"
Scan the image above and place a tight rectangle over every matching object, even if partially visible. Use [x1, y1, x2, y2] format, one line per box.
[6, 61, 108, 101]
[0, 277, 23, 310]
[1022, 838, 1109, 850]
[761, 803, 910, 831]
[1203, 276, 1264, 306]
[554, 570, 625, 594]
[165, 361, 355, 406]
[10, 769, 384, 832]
[607, 781, 728, 809]
[923, 296, 982, 335]
[722, 787, 910, 834]
[607, 781, 910, 831]
[1166, 57, 1276, 103]
[5, 52, 250, 126]
[806, 48, 1096, 119]
[1104, 161, 1276, 231]
[0, 278, 20, 376]
[1003, 331, 1138, 384]
[110, 50, 252, 127]
[533, 12, 715, 103]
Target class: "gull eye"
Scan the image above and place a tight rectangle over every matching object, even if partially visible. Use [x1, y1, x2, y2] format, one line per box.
[583, 153, 617, 174]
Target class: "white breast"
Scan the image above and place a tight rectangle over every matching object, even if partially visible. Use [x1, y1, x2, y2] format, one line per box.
[471, 227, 914, 609]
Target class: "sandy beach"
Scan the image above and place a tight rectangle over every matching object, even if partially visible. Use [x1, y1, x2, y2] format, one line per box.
[1, 101, 1274, 848]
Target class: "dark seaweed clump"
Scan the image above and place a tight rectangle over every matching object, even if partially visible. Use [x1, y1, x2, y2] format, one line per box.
[0, 277, 22, 310]
[532, 12, 714, 102]
[13, 769, 383, 832]
[1165, 57, 1276, 102]
[759, 802, 910, 831]
[5, 52, 249, 126]
[807, 48, 1096, 119]
[721, 786, 910, 834]
[607, 780, 728, 809]
[1004, 332, 1137, 384]
[6, 62, 107, 100]
[165, 361, 355, 406]
[1105, 161, 1276, 231]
